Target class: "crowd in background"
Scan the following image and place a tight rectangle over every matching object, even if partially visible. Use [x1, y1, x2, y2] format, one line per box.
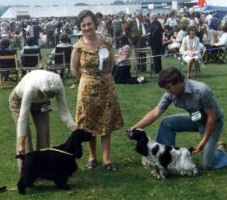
[0, 8, 227, 49]
[0, 7, 227, 81]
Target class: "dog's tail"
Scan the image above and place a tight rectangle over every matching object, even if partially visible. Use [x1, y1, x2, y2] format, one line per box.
[15, 154, 25, 160]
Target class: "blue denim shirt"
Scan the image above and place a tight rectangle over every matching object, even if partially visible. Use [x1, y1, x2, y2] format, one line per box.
[158, 79, 224, 121]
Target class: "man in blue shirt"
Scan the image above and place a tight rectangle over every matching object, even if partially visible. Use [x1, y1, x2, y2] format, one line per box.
[132, 67, 227, 170]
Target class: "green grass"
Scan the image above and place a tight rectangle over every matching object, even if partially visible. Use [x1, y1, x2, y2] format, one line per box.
[0, 54, 227, 200]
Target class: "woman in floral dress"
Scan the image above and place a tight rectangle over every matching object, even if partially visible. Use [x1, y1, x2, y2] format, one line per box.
[71, 10, 124, 171]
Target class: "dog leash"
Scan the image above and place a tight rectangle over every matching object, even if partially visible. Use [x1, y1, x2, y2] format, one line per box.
[39, 148, 74, 156]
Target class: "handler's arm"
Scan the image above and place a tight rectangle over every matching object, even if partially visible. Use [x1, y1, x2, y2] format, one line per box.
[131, 106, 163, 129]
[193, 108, 216, 154]
[16, 88, 33, 154]
[17, 136, 26, 154]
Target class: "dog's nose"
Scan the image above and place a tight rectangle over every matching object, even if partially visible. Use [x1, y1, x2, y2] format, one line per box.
[126, 129, 133, 138]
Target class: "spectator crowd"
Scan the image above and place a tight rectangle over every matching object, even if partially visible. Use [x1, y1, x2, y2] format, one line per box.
[0, 7, 227, 81]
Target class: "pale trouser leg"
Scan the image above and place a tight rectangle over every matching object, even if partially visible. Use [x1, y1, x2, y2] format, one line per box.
[198, 119, 227, 170]
[31, 111, 50, 150]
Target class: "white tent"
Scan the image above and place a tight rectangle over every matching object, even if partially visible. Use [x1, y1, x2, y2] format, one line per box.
[1, 5, 139, 18]
[206, 0, 227, 7]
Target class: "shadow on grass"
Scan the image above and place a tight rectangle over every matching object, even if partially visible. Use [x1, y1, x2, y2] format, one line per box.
[200, 73, 227, 79]
[19, 165, 146, 195]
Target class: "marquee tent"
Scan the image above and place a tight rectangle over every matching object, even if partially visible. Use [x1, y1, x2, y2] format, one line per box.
[0, 5, 138, 18]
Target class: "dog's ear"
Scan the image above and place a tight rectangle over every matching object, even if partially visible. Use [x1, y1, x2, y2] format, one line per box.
[72, 129, 93, 142]
[81, 131, 93, 142]
[74, 142, 83, 158]
[188, 146, 194, 154]
[135, 136, 149, 156]
[136, 142, 149, 156]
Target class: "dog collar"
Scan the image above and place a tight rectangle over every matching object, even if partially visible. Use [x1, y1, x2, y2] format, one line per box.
[39, 148, 74, 156]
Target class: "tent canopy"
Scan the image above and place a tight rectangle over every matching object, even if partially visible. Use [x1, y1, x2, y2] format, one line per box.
[200, 6, 227, 19]
[0, 5, 139, 19]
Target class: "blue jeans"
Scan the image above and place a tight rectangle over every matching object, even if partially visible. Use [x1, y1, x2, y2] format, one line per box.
[156, 113, 227, 170]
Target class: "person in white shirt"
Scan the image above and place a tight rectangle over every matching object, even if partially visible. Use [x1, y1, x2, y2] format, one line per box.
[180, 26, 201, 79]
[165, 12, 177, 30]
[214, 24, 227, 47]
[9, 70, 77, 170]
[168, 26, 186, 51]
[205, 12, 213, 27]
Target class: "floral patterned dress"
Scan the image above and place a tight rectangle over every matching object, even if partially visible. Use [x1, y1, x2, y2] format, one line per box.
[73, 35, 124, 136]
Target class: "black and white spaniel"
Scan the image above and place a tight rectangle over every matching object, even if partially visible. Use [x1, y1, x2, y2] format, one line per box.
[16, 129, 92, 194]
[127, 128, 198, 179]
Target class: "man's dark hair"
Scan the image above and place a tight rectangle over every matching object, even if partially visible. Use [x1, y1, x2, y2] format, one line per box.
[95, 12, 103, 20]
[158, 67, 185, 88]
[77, 10, 98, 31]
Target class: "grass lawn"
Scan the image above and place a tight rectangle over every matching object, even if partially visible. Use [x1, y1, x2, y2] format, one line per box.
[0, 52, 227, 200]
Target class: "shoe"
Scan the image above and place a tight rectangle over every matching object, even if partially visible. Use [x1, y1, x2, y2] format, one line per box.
[69, 84, 76, 89]
[0, 186, 7, 193]
[217, 141, 227, 151]
[103, 163, 118, 172]
[86, 160, 97, 169]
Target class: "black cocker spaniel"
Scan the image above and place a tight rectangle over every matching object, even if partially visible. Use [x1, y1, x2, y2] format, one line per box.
[16, 129, 92, 194]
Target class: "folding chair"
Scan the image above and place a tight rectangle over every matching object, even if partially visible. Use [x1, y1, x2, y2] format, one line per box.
[0, 49, 19, 88]
[215, 46, 227, 63]
[133, 47, 154, 77]
[178, 53, 204, 79]
[20, 48, 42, 75]
[47, 46, 72, 80]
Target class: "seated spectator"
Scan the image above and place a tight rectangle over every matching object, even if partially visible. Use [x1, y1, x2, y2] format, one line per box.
[168, 25, 186, 52]
[180, 26, 201, 79]
[162, 25, 173, 55]
[50, 33, 72, 58]
[165, 11, 177, 31]
[113, 45, 138, 84]
[210, 24, 227, 63]
[214, 24, 227, 47]
[201, 25, 212, 62]
[209, 14, 221, 32]
[48, 33, 72, 78]
[209, 24, 220, 46]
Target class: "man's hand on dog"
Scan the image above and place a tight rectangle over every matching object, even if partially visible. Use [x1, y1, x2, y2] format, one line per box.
[193, 141, 206, 154]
